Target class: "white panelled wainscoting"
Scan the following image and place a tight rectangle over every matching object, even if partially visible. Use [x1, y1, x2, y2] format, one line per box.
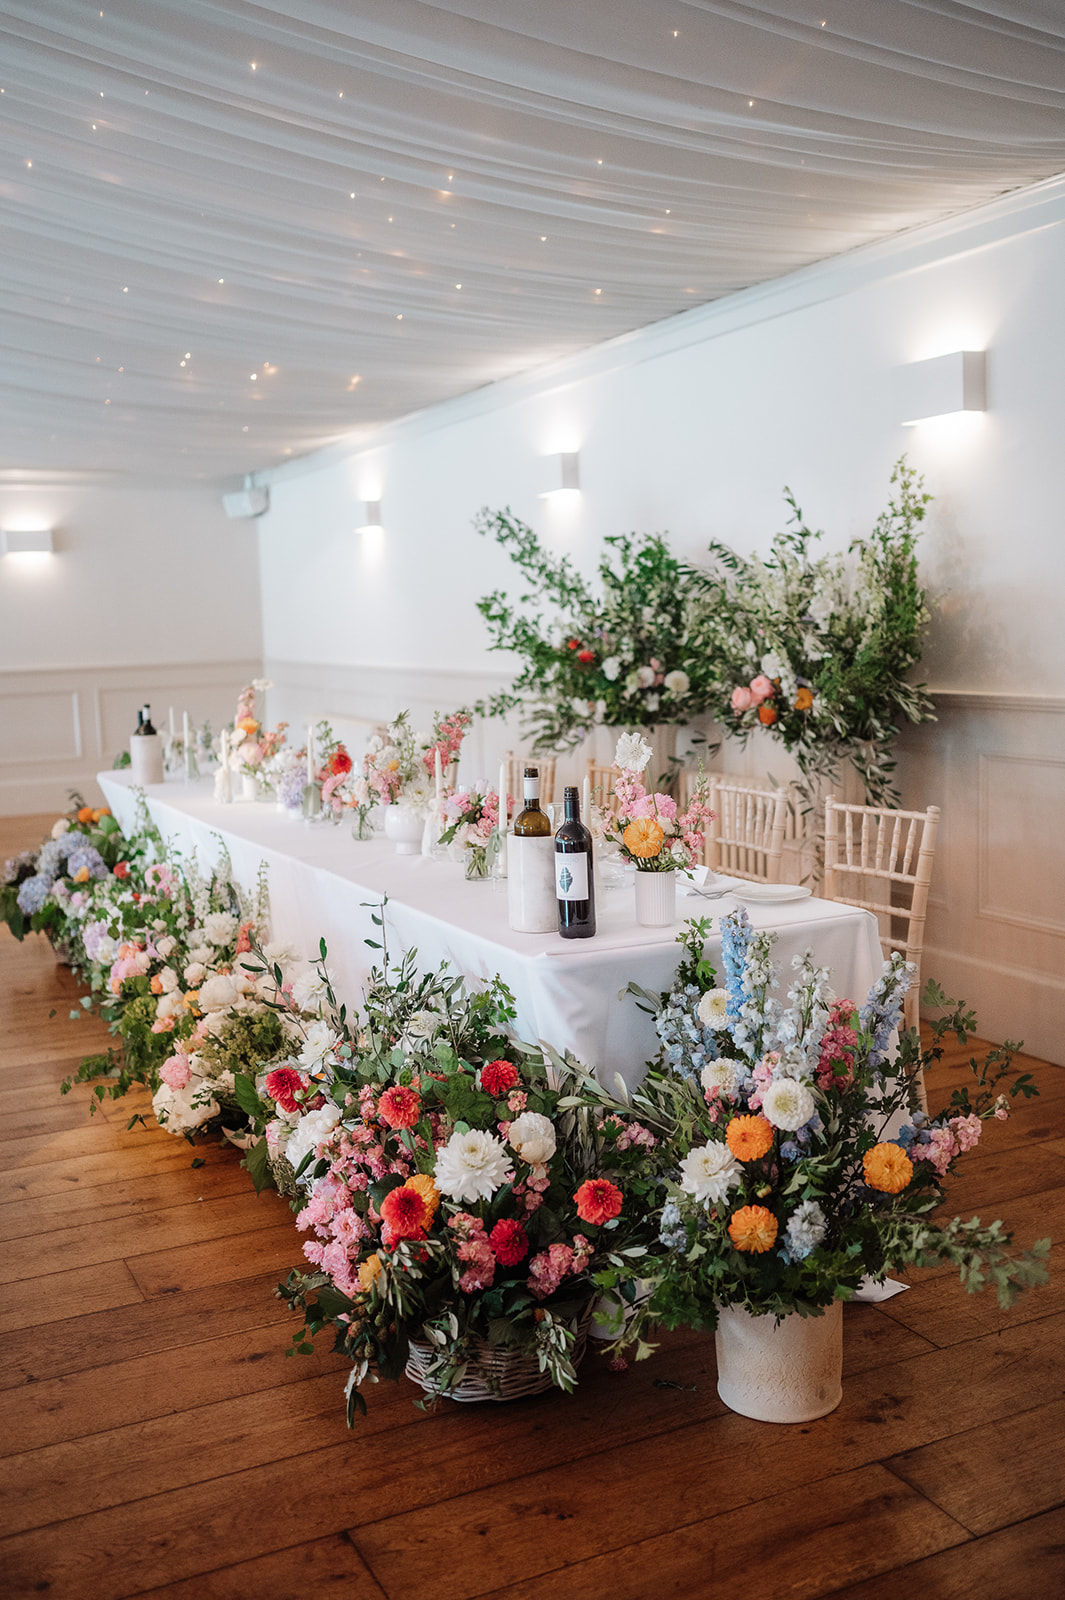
[0, 660, 262, 815]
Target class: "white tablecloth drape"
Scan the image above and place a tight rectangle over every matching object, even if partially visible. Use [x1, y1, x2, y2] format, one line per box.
[99, 772, 885, 1090]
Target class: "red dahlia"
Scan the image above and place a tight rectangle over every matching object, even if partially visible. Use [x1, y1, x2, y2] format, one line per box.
[377, 1085, 422, 1129]
[264, 1066, 304, 1114]
[480, 1059, 520, 1097]
[379, 1185, 430, 1241]
[489, 1218, 529, 1266]
[574, 1178, 623, 1226]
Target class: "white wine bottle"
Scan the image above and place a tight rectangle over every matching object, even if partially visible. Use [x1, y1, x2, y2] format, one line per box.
[507, 767, 556, 932]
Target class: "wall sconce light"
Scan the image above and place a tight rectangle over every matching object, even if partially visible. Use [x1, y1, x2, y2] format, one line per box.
[537, 451, 580, 496]
[359, 499, 382, 529]
[1, 527, 54, 553]
[899, 350, 987, 425]
[221, 476, 269, 518]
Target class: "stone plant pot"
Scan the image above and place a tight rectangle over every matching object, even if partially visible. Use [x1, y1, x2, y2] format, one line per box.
[714, 1301, 843, 1423]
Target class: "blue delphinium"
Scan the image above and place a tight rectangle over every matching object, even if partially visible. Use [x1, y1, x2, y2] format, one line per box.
[658, 1202, 688, 1250]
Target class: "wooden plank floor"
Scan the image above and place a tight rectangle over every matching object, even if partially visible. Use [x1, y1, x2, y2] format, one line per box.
[1, 811, 1063, 1600]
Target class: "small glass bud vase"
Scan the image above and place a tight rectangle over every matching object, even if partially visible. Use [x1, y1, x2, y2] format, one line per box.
[351, 807, 375, 841]
[301, 782, 322, 820]
[465, 843, 491, 881]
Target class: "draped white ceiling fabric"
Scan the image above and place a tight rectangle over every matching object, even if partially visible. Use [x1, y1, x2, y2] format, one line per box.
[4, 0, 1065, 480]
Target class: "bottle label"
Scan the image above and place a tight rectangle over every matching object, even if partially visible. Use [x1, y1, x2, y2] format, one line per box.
[555, 851, 589, 901]
[523, 775, 540, 801]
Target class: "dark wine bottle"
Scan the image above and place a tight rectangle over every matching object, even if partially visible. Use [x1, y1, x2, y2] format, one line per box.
[138, 703, 156, 736]
[555, 785, 595, 939]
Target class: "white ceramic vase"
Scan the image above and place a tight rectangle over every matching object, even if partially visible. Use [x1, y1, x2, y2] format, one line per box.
[240, 772, 258, 802]
[634, 868, 677, 927]
[714, 1301, 843, 1423]
[384, 803, 425, 855]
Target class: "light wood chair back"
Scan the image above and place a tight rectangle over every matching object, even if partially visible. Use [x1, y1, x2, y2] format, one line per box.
[505, 753, 556, 811]
[584, 760, 620, 815]
[823, 797, 940, 1034]
[703, 779, 789, 883]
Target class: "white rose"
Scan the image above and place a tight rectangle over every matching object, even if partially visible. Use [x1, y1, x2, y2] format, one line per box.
[700, 1058, 746, 1098]
[197, 973, 240, 1012]
[203, 911, 239, 947]
[155, 990, 186, 1021]
[761, 1077, 816, 1132]
[507, 1111, 557, 1166]
[158, 966, 180, 993]
[184, 961, 207, 986]
[602, 656, 621, 681]
[664, 670, 690, 698]
[678, 1141, 741, 1204]
[156, 935, 177, 958]
[285, 1102, 342, 1180]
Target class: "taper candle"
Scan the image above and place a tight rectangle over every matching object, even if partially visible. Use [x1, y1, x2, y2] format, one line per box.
[582, 773, 591, 825]
[182, 711, 190, 779]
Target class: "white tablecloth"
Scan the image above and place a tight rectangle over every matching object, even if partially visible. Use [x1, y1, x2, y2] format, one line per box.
[99, 772, 884, 1090]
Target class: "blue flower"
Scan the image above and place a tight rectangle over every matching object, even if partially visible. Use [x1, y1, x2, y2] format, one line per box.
[658, 1202, 687, 1250]
[66, 845, 107, 880]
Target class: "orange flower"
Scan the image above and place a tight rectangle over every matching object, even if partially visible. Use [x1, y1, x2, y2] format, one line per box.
[73, 867, 90, 883]
[77, 806, 94, 823]
[863, 1143, 914, 1194]
[758, 704, 778, 726]
[358, 1253, 382, 1293]
[794, 687, 814, 712]
[405, 1172, 441, 1216]
[236, 717, 259, 735]
[150, 975, 163, 994]
[728, 1205, 778, 1253]
[623, 816, 665, 859]
[726, 1115, 775, 1161]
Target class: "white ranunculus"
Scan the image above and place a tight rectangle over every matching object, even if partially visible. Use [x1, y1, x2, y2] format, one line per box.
[507, 1111, 557, 1166]
[152, 1075, 218, 1134]
[197, 972, 240, 1013]
[183, 961, 207, 986]
[203, 911, 239, 947]
[602, 656, 621, 681]
[678, 1141, 741, 1204]
[762, 1076, 816, 1132]
[663, 670, 690, 698]
[434, 1129, 512, 1203]
[285, 1102, 342, 1180]
[614, 732, 653, 772]
[697, 989, 730, 1028]
[700, 1057, 744, 1098]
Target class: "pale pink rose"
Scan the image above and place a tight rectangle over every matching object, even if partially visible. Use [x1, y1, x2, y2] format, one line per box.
[749, 674, 775, 703]
[731, 686, 754, 712]
[160, 1053, 191, 1090]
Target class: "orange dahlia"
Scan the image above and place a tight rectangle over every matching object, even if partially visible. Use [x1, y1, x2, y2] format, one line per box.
[794, 687, 814, 712]
[358, 1253, 382, 1292]
[405, 1171, 441, 1216]
[728, 1205, 778, 1253]
[863, 1143, 914, 1194]
[623, 816, 665, 859]
[726, 1115, 775, 1162]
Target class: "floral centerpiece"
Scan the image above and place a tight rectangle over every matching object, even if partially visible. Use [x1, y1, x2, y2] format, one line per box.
[618, 913, 1049, 1394]
[598, 733, 713, 925]
[438, 785, 506, 879]
[364, 708, 470, 811]
[238, 937, 661, 1419]
[3, 798, 122, 951]
[473, 510, 722, 750]
[229, 680, 288, 789]
[693, 460, 936, 807]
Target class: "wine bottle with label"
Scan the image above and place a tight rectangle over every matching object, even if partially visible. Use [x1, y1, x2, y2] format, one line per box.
[555, 785, 596, 939]
[507, 767, 556, 932]
[129, 703, 164, 785]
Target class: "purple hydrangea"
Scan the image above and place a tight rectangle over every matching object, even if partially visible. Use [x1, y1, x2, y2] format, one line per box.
[16, 875, 52, 915]
[66, 845, 107, 881]
[279, 768, 306, 811]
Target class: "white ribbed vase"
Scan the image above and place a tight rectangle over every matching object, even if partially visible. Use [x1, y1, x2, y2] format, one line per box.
[634, 868, 677, 927]
[714, 1301, 843, 1423]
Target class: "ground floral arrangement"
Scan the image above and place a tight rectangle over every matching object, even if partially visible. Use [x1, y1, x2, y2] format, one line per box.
[5, 799, 1050, 1421]
[474, 459, 935, 807]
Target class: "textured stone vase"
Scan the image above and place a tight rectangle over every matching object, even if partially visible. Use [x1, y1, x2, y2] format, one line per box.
[714, 1301, 843, 1423]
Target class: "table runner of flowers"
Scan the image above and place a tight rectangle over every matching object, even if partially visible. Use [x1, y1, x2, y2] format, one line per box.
[3, 794, 1049, 1420]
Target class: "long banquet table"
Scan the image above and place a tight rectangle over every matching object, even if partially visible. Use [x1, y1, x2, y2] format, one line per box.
[99, 771, 885, 1090]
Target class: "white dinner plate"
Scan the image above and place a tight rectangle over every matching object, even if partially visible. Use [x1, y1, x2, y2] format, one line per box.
[730, 883, 812, 904]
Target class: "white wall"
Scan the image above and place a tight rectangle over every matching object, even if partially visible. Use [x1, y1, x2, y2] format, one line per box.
[255, 175, 1065, 1060]
[0, 481, 263, 812]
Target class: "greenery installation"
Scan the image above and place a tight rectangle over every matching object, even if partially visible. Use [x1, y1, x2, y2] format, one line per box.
[474, 459, 936, 805]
